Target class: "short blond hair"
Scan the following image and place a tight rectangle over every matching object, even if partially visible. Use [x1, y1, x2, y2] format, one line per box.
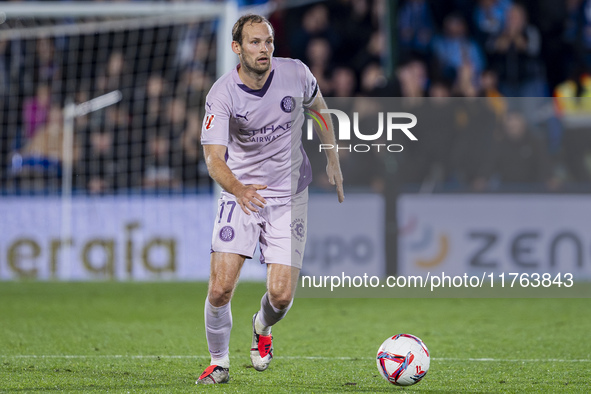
[232, 14, 274, 45]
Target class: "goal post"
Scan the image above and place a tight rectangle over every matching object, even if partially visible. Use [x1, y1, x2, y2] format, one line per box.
[0, 2, 242, 279]
[0, 1, 238, 93]
[0, 1, 239, 196]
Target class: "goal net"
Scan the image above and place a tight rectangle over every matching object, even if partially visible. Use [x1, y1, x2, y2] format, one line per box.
[0, 2, 238, 196]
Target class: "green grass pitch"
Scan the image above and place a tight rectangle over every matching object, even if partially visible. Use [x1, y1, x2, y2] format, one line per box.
[1, 282, 590, 393]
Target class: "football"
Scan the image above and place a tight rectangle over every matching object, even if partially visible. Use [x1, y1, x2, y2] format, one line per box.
[376, 334, 430, 386]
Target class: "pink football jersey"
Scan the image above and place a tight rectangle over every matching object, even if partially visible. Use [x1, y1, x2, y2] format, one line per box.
[201, 57, 318, 197]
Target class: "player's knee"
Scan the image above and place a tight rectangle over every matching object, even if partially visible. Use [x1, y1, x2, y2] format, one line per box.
[208, 284, 233, 306]
[268, 289, 293, 310]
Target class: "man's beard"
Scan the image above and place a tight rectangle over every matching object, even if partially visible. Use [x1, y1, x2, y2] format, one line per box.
[242, 55, 271, 75]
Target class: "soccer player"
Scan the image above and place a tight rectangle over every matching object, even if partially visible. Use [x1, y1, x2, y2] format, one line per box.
[196, 14, 344, 384]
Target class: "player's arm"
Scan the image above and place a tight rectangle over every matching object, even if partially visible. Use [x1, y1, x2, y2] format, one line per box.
[203, 144, 267, 214]
[309, 92, 345, 203]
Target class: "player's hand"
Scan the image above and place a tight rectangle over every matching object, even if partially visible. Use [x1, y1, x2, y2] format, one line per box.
[235, 184, 267, 214]
[326, 161, 344, 203]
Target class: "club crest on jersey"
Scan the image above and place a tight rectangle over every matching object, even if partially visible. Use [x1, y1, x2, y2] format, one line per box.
[280, 96, 295, 113]
[219, 226, 235, 242]
[204, 114, 215, 130]
[290, 218, 305, 242]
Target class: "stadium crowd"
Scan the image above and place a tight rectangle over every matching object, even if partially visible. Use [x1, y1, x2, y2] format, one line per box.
[1, 0, 591, 195]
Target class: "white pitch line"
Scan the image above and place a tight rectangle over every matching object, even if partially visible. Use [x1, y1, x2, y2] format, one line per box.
[433, 358, 591, 363]
[0, 355, 589, 362]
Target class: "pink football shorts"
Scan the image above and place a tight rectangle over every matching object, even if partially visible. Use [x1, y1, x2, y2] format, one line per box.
[210, 188, 308, 269]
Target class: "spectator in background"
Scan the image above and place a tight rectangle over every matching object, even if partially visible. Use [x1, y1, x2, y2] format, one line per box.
[554, 63, 591, 182]
[372, 0, 387, 26]
[76, 126, 118, 195]
[536, 0, 569, 92]
[132, 73, 170, 134]
[17, 105, 80, 192]
[479, 68, 503, 98]
[305, 37, 333, 96]
[351, 30, 386, 73]
[22, 83, 51, 140]
[564, 0, 591, 68]
[268, 0, 291, 58]
[359, 62, 391, 96]
[175, 22, 216, 74]
[176, 65, 213, 112]
[397, 80, 457, 186]
[141, 97, 188, 192]
[473, 0, 512, 49]
[73, 88, 93, 134]
[487, 4, 546, 97]
[179, 105, 208, 190]
[331, 66, 357, 97]
[554, 64, 591, 109]
[453, 62, 479, 97]
[99, 105, 138, 191]
[21, 105, 66, 160]
[397, 0, 435, 58]
[449, 0, 476, 25]
[182, 35, 215, 82]
[143, 132, 181, 191]
[351, 0, 376, 29]
[331, 0, 375, 65]
[161, 96, 210, 190]
[96, 52, 132, 104]
[563, 0, 584, 58]
[21, 37, 60, 94]
[164, 97, 188, 140]
[429, 78, 453, 98]
[191, 35, 215, 73]
[449, 98, 498, 191]
[493, 111, 557, 189]
[428, 0, 468, 30]
[432, 13, 485, 83]
[395, 56, 428, 98]
[479, 68, 507, 118]
[20, 37, 62, 132]
[290, 4, 339, 63]
[35, 38, 60, 84]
